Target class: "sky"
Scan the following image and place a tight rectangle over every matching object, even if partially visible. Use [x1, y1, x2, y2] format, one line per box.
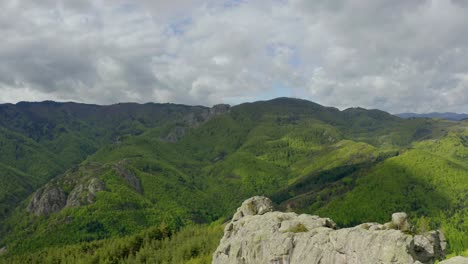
[1, 0, 468, 113]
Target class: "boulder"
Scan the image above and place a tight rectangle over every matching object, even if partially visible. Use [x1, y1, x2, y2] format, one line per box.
[392, 212, 412, 231]
[413, 231, 446, 262]
[213, 197, 446, 264]
[231, 196, 274, 221]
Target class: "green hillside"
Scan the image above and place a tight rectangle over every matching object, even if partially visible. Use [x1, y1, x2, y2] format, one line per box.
[0, 98, 466, 262]
[0, 101, 218, 221]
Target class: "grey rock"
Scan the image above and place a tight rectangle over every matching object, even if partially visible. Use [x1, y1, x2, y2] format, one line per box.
[213, 197, 446, 264]
[440, 256, 468, 264]
[87, 177, 106, 203]
[359, 222, 383, 231]
[231, 196, 274, 222]
[412, 231, 446, 262]
[162, 126, 187, 143]
[27, 186, 66, 216]
[27, 164, 108, 215]
[160, 104, 230, 142]
[392, 212, 412, 231]
[65, 178, 106, 207]
[114, 163, 142, 193]
[369, 224, 384, 231]
[210, 104, 230, 115]
[438, 230, 447, 253]
[66, 184, 85, 207]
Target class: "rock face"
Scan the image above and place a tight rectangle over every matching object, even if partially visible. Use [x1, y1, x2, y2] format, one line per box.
[28, 177, 107, 216]
[27, 186, 66, 216]
[26, 162, 147, 216]
[66, 178, 106, 207]
[114, 162, 142, 193]
[161, 104, 230, 142]
[213, 196, 446, 264]
[210, 104, 231, 116]
[27, 178, 106, 215]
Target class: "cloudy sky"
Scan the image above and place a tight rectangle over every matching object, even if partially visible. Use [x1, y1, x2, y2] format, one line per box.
[1, 0, 468, 113]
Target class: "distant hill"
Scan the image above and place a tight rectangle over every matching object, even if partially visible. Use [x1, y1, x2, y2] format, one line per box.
[397, 112, 468, 121]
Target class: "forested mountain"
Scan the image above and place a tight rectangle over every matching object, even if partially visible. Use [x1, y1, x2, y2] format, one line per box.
[0, 98, 466, 263]
[0, 101, 224, 220]
[397, 112, 468, 121]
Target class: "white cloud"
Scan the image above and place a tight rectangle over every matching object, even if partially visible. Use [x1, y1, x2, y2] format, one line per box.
[0, 0, 467, 113]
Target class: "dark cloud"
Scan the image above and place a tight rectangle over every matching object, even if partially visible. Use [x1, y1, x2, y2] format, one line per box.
[0, 0, 467, 113]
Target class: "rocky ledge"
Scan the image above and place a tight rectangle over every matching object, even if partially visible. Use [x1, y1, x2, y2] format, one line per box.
[213, 196, 460, 264]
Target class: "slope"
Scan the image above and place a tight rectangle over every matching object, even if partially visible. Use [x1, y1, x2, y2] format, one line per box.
[0, 98, 466, 259]
[0, 101, 226, 223]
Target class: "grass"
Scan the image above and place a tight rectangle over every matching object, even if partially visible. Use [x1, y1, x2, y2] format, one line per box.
[287, 223, 309, 233]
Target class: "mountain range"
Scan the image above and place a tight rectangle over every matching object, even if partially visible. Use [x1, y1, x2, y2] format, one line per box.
[397, 112, 468, 121]
[0, 97, 466, 263]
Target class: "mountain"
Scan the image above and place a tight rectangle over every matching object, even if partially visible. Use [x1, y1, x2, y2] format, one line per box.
[0, 101, 228, 220]
[0, 97, 466, 262]
[397, 112, 468, 121]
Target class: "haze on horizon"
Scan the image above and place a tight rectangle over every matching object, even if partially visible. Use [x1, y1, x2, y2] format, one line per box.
[1, 0, 468, 114]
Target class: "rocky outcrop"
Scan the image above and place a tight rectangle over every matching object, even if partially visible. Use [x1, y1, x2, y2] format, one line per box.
[210, 104, 231, 116]
[0, 246, 7, 255]
[231, 195, 275, 221]
[114, 162, 142, 193]
[213, 196, 447, 264]
[66, 178, 106, 207]
[161, 104, 230, 142]
[163, 126, 187, 143]
[27, 162, 145, 216]
[65, 184, 85, 207]
[440, 256, 468, 264]
[27, 186, 66, 216]
[28, 177, 108, 216]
